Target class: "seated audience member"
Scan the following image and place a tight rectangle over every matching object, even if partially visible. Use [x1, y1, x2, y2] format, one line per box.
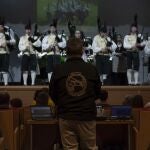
[10, 98, 23, 108]
[144, 102, 150, 109]
[34, 90, 57, 116]
[123, 94, 144, 108]
[33, 88, 55, 107]
[36, 91, 49, 106]
[99, 89, 110, 107]
[0, 92, 10, 109]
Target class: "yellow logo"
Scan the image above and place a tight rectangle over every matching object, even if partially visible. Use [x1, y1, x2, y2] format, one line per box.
[66, 72, 87, 97]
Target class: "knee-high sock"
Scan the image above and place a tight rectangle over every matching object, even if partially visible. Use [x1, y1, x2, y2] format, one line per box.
[100, 74, 107, 85]
[3, 72, 8, 86]
[31, 71, 36, 85]
[23, 72, 28, 85]
[127, 69, 132, 84]
[134, 70, 139, 85]
[48, 72, 53, 82]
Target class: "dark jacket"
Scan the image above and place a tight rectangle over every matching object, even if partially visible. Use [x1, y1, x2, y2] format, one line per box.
[49, 57, 101, 121]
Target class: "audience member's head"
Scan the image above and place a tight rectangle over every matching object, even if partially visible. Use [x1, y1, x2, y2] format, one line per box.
[123, 95, 134, 106]
[0, 92, 10, 109]
[36, 91, 49, 106]
[123, 94, 144, 108]
[66, 38, 83, 56]
[10, 98, 23, 108]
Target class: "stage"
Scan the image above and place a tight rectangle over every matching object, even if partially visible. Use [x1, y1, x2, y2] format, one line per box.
[0, 85, 150, 106]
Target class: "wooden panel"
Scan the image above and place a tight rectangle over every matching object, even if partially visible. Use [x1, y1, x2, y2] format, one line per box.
[0, 109, 21, 150]
[0, 109, 14, 150]
[139, 111, 150, 150]
[0, 85, 150, 106]
[0, 137, 4, 150]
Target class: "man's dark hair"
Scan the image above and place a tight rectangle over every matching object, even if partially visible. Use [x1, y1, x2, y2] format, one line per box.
[34, 88, 49, 101]
[10, 98, 23, 108]
[123, 94, 144, 108]
[132, 95, 144, 108]
[66, 38, 83, 56]
[36, 91, 49, 106]
[100, 90, 108, 102]
[0, 92, 10, 108]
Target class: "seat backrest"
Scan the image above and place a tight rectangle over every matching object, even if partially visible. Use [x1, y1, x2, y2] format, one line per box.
[139, 110, 150, 150]
[0, 109, 14, 150]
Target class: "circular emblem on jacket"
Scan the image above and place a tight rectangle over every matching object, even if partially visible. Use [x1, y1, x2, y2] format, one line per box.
[66, 72, 87, 97]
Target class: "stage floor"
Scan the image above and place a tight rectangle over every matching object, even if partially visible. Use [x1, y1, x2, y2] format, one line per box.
[0, 85, 150, 106]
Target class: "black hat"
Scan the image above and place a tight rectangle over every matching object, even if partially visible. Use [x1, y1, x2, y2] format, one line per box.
[100, 23, 107, 33]
[97, 17, 107, 33]
[25, 20, 31, 30]
[97, 16, 101, 32]
[131, 14, 138, 28]
[50, 18, 57, 28]
[68, 21, 76, 37]
[0, 17, 5, 26]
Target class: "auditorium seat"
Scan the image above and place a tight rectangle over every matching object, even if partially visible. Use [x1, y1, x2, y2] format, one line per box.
[138, 110, 150, 150]
[0, 137, 4, 150]
[0, 108, 22, 150]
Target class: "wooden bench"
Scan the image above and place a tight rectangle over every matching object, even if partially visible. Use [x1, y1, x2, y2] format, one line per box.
[0, 108, 23, 150]
[0, 137, 4, 150]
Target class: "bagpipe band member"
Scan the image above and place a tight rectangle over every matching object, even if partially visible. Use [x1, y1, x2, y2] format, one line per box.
[74, 30, 93, 63]
[123, 14, 144, 85]
[112, 33, 127, 85]
[42, 20, 66, 82]
[0, 17, 16, 85]
[144, 36, 150, 81]
[92, 19, 117, 85]
[18, 21, 41, 85]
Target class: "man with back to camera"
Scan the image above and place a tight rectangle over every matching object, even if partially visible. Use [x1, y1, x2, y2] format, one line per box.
[49, 38, 101, 150]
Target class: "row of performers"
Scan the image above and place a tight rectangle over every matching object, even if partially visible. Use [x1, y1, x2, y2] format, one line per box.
[0, 19, 150, 86]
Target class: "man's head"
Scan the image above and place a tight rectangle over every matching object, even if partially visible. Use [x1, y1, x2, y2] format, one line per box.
[130, 25, 138, 34]
[116, 34, 122, 42]
[75, 30, 81, 39]
[36, 91, 49, 106]
[10, 98, 23, 108]
[49, 24, 57, 34]
[66, 38, 83, 56]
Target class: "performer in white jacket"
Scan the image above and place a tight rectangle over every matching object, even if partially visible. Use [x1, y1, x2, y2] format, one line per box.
[144, 36, 150, 81]
[42, 22, 66, 82]
[18, 22, 41, 85]
[0, 18, 16, 85]
[92, 24, 117, 85]
[123, 21, 144, 85]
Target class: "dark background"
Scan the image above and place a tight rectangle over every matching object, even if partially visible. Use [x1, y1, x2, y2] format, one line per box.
[0, 0, 36, 23]
[98, 0, 150, 26]
[0, 0, 150, 26]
